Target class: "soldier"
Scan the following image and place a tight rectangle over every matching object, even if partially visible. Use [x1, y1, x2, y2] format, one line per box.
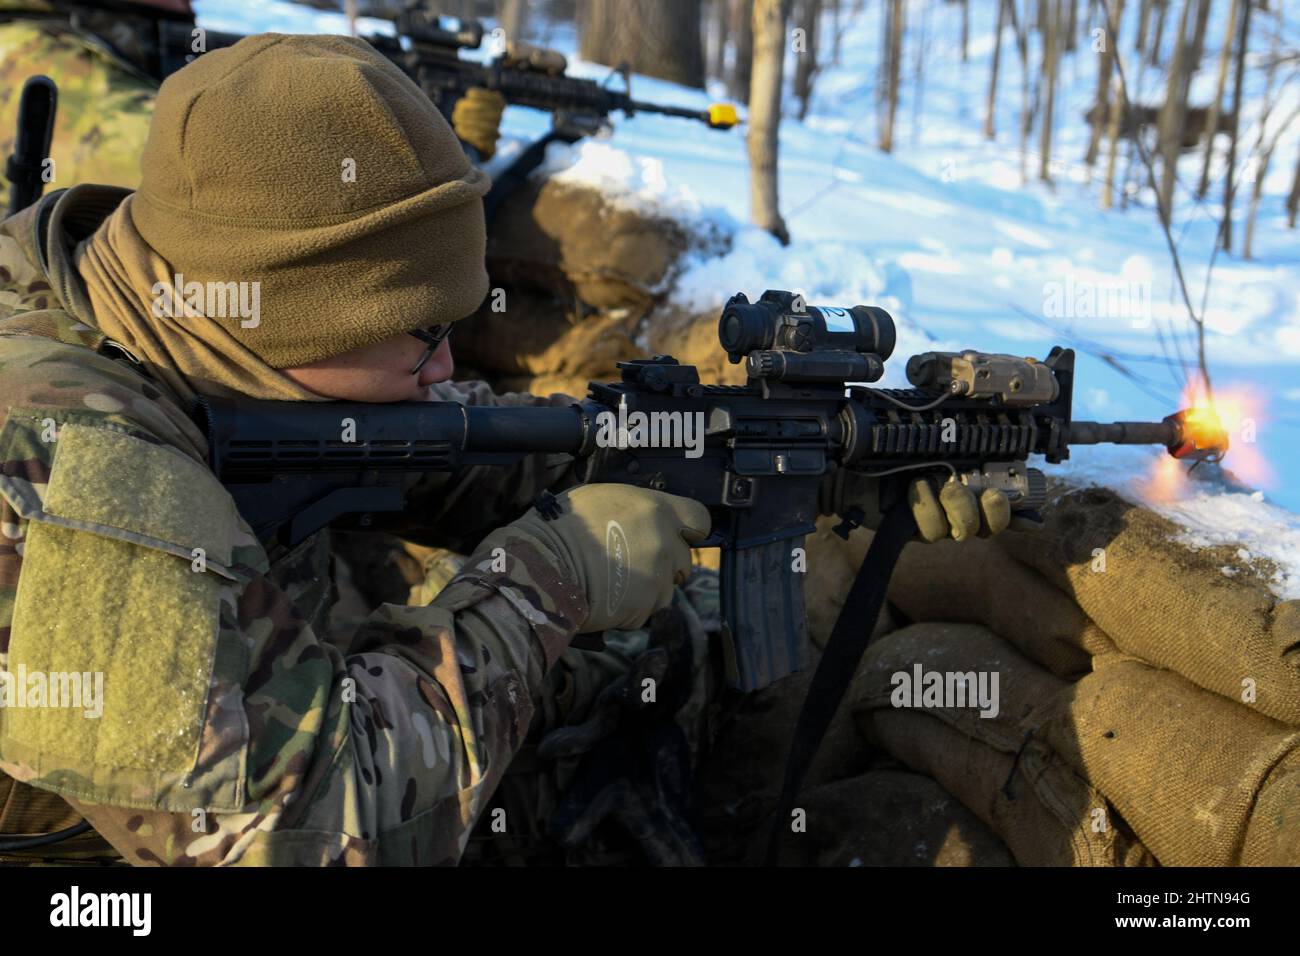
[0, 0, 178, 189]
[0, 33, 1009, 865]
[0, 32, 704, 864]
[0, 0, 509, 189]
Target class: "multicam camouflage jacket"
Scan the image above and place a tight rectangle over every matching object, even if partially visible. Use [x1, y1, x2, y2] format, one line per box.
[0, 185, 597, 864]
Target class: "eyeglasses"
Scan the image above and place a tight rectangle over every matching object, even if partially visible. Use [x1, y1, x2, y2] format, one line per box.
[408, 323, 451, 375]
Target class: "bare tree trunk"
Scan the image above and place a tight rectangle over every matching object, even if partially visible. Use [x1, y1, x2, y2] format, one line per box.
[832, 0, 844, 64]
[1135, 0, 1152, 53]
[876, 0, 889, 120]
[1039, 0, 1060, 183]
[1085, 0, 1118, 166]
[1008, 0, 1032, 180]
[497, 0, 528, 40]
[1156, 0, 1195, 219]
[1244, 4, 1282, 259]
[749, 0, 793, 243]
[1187, 0, 1211, 72]
[961, 0, 970, 62]
[1147, 0, 1167, 66]
[1222, 0, 1251, 253]
[1243, 148, 1273, 259]
[880, 0, 905, 153]
[1101, 0, 1126, 207]
[1066, 0, 1078, 52]
[985, 0, 1009, 139]
[580, 0, 707, 88]
[709, 0, 731, 81]
[729, 0, 755, 103]
[794, 0, 822, 119]
[1195, 0, 1238, 198]
[1286, 143, 1300, 228]
[911, 0, 927, 146]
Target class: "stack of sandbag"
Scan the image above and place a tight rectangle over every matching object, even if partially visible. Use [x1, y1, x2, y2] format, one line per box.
[450, 294, 647, 397]
[695, 627, 1018, 867]
[487, 178, 696, 310]
[456, 177, 733, 397]
[818, 484, 1300, 866]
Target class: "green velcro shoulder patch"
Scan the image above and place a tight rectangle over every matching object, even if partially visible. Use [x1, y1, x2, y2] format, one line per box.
[42, 424, 235, 572]
[0, 422, 248, 812]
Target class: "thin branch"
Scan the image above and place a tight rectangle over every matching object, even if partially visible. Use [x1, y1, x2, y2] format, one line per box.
[1099, 0, 1212, 402]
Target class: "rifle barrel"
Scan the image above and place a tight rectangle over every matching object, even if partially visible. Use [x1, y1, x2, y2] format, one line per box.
[1068, 420, 1177, 446]
[626, 99, 709, 122]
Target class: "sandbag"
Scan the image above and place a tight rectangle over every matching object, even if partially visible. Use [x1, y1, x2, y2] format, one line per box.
[852, 622, 1156, 866]
[888, 534, 1117, 678]
[998, 486, 1300, 725]
[450, 292, 645, 391]
[750, 770, 1015, 866]
[487, 178, 692, 310]
[1042, 655, 1300, 866]
[1245, 758, 1300, 864]
[807, 516, 1116, 676]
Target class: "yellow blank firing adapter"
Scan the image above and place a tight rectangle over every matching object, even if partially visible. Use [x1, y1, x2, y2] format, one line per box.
[708, 103, 739, 128]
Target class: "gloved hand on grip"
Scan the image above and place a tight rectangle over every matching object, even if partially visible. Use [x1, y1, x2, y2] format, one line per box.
[820, 470, 1013, 543]
[508, 485, 711, 633]
[451, 87, 507, 160]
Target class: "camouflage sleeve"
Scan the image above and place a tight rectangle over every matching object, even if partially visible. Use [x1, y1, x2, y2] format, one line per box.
[381, 379, 583, 554]
[43, 502, 590, 868]
[59, 509, 588, 866]
[0, 339, 589, 865]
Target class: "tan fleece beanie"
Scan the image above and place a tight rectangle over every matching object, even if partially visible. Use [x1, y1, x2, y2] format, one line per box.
[130, 33, 490, 369]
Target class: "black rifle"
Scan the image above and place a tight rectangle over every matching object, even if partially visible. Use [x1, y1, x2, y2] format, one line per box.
[7, 2, 736, 210]
[195, 290, 1227, 862]
[361, 10, 736, 216]
[197, 290, 1224, 692]
[148, 9, 736, 218]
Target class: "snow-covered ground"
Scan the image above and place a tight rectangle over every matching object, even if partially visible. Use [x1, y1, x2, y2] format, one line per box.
[193, 0, 1300, 596]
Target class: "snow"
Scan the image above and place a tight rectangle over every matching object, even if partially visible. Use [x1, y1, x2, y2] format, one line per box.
[535, 140, 710, 220]
[193, 0, 1300, 596]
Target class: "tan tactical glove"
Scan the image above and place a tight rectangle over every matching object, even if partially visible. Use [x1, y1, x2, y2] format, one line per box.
[509, 484, 711, 633]
[451, 87, 507, 159]
[820, 470, 1012, 542]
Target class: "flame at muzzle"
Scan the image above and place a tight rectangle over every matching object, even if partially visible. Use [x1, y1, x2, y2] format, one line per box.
[1165, 406, 1230, 463]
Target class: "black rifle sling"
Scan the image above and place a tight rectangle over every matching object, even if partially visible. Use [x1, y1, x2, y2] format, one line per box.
[764, 496, 917, 866]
